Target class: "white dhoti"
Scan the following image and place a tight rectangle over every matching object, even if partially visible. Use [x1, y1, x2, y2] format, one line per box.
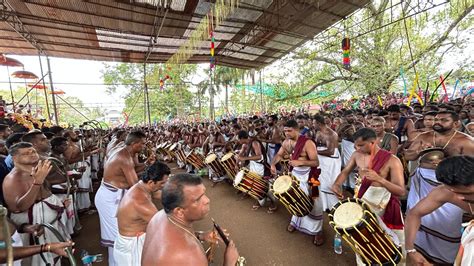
[290, 166, 323, 235]
[407, 167, 463, 264]
[341, 139, 356, 189]
[317, 147, 341, 211]
[10, 195, 70, 266]
[52, 191, 75, 235]
[76, 160, 92, 211]
[455, 221, 474, 266]
[266, 143, 277, 164]
[113, 233, 146, 266]
[94, 181, 126, 266]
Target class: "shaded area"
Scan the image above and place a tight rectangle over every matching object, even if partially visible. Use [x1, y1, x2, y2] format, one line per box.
[72, 164, 355, 265]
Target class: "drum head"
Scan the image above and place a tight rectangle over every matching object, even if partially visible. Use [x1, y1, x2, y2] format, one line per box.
[169, 143, 177, 150]
[221, 152, 234, 162]
[273, 175, 293, 193]
[333, 201, 364, 229]
[233, 169, 246, 186]
[205, 153, 217, 164]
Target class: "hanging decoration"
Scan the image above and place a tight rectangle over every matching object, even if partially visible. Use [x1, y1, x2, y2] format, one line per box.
[209, 11, 216, 70]
[165, 0, 239, 66]
[342, 37, 350, 69]
[11, 70, 38, 80]
[27, 83, 48, 90]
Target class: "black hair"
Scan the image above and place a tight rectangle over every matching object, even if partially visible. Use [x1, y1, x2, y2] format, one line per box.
[50, 136, 68, 149]
[352, 128, 377, 141]
[343, 110, 354, 116]
[296, 114, 306, 120]
[10, 124, 28, 133]
[49, 126, 64, 135]
[237, 130, 249, 139]
[0, 124, 9, 132]
[423, 111, 438, 117]
[387, 104, 401, 113]
[436, 156, 474, 186]
[162, 174, 203, 214]
[284, 119, 298, 129]
[5, 133, 25, 149]
[124, 130, 146, 145]
[21, 131, 44, 144]
[269, 114, 278, 121]
[313, 114, 325, 124]
[437, 110, 459, 121]
[141, 161, 171, 183]
[9, 142, 33, 156]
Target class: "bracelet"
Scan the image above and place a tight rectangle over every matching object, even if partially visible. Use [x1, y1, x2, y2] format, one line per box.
[47, 244, 51, 252]
[406, 248, 417, 254]
[40, 244, 45, 253]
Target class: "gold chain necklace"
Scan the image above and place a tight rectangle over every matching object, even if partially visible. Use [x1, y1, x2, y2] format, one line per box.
[167, 216, 205, 253]
[433, 130, 457, 149]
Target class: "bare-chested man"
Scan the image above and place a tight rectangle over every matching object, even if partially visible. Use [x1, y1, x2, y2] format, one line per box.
[313, 114, 341, 211]
[331, 128, 406, 265]
[3, 142, 71, 265]
[262, 114, 282, 164]
[405, 156, 474, 265]
[385, 104, 415, 143]
[142, 174, 240, 265]
[105, 130, 126, 159]
[466, 121, 474, 137]
[94, 130, 154, 266]
[202, 125, 226, 182]
[114, 161, 170, 265]
[270, 119, 324, 245]
[369, 117, 398, 154]
[403, 110, 474, 264]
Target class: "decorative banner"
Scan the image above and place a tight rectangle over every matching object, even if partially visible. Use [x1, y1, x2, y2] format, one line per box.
[342, 37, 350, 69]
[407, 74, 419, 106]
[377, 95, 383, 106]
[400, 67, 407, 96]
[451, 79, 459, 99]
[439, 75, 448, 102]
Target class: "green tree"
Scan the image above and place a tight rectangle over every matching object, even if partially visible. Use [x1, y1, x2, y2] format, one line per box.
[102, 63, 197, 124]
[282, 0, 473, 100]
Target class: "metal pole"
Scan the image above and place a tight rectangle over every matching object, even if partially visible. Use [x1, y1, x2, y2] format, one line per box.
[6, 66, 15, 110]
[46, 56, 59, 125]
[143, 64, 151, 126]
[38, 53, 51, 121]
[259, 70, 263, 112]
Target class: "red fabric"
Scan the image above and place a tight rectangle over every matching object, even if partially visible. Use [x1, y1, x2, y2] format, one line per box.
[357, 149, 404, 230]
[291, 135, 320, 197]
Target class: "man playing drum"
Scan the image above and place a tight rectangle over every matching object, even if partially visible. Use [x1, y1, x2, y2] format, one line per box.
[94, 131, 155, 266]
[331, 128, 406, 265]
[141, 174, 240, 265]
[236, 130, 277, 213]
[405, 156, 474, 266]
[270, 119, 324, 246]
[114, 161, 170, 266]
[403, 111, 474, 264]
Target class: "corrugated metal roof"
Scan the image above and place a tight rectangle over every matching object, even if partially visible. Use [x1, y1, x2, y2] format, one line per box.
[0, 0, 369, 69]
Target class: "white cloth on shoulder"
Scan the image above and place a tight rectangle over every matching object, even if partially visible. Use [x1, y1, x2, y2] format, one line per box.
[455, 221, 474, 266]
[114, 233, 146, 266]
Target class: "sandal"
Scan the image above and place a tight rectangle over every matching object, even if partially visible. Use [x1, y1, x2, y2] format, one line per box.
[287, 224, 296, 233]
[313, 232, 325, 246]
[267, 206, 277, 214]
[252, 205, 260, 211]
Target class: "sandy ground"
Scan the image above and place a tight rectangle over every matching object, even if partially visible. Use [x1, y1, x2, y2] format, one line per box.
[71, 163, 356, 265]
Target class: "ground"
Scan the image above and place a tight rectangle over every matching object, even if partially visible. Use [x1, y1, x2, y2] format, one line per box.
[71, 163, 355, 265]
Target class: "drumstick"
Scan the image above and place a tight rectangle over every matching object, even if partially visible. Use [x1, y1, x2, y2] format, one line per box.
[211, 218, 229, 246]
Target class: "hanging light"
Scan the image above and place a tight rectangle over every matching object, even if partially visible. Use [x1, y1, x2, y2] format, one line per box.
[27, 83, 48, 89]
[0, 56, 24, 67]
[11, 70, 38, 80]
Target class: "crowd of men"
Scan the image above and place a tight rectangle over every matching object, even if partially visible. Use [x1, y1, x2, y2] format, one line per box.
[0, 94, 472, 265]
